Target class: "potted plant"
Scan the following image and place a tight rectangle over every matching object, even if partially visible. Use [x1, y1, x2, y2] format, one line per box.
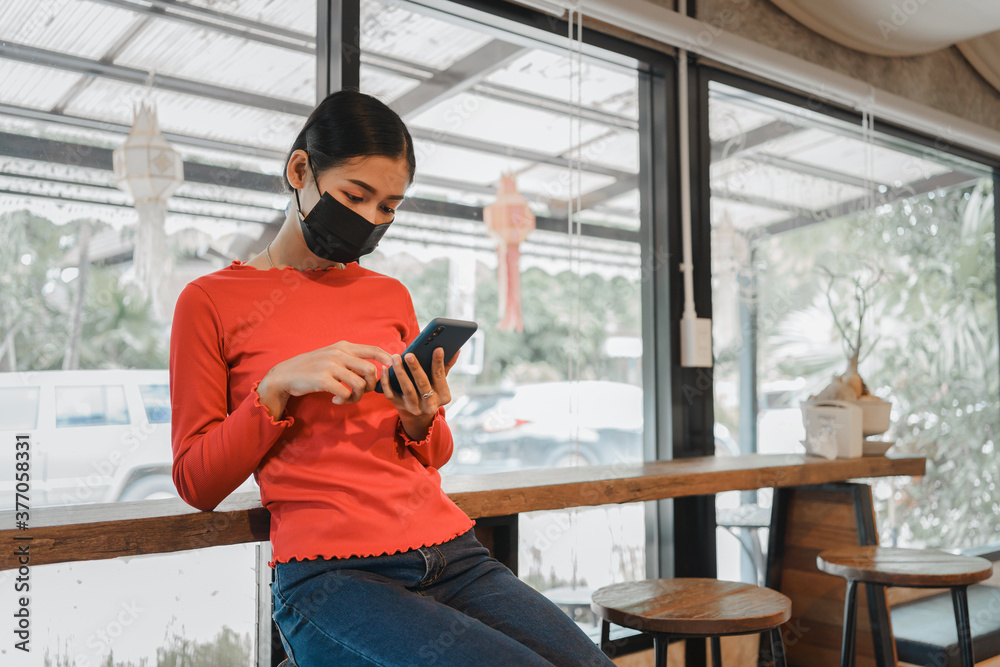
[807, 267, 892, 441]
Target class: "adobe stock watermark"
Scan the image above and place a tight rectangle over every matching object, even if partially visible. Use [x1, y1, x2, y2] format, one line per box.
[68, 600, 145, 667]
[877, 0, 930, 42]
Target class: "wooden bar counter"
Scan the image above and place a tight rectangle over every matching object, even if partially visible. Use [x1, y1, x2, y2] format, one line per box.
[0, 453, 924, 571]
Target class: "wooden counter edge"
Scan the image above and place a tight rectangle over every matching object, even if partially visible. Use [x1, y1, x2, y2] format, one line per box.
[0, 455, 925, 570]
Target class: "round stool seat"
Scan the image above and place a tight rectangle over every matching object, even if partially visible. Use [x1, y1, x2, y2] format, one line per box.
[591, 578, 792, 637]
[817, 546, 992, 588]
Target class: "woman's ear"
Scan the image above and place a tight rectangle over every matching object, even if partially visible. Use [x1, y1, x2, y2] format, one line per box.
[286, 150, 309, 190]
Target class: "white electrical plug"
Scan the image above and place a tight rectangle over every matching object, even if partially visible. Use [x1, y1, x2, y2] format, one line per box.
[681, 316, 713, 367]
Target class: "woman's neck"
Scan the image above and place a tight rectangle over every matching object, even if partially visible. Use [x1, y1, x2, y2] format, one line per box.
[255, 207, 346, 271]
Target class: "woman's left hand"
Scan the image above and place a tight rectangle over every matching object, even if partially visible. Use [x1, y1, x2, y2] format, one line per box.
[380, 347, 460, 440]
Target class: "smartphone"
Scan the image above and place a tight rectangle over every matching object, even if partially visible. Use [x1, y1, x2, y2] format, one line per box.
[375, 318, 478, 395]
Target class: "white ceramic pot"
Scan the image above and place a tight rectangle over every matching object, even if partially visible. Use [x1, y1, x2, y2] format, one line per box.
[856, 398, 891, 436]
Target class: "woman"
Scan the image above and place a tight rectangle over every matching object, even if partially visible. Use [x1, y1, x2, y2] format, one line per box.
[169, 90, 614, 667]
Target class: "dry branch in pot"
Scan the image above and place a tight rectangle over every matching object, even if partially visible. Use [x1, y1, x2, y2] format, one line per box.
[808, 266, 892, 437]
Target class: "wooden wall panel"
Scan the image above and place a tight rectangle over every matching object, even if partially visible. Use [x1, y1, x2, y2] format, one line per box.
[765, 483, 896, 667]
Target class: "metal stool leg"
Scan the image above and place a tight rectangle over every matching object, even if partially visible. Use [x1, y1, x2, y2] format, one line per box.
[654, 635, 668, 667]
[770, 626, 787, 667]
[952, 585, 976, 667]
[710, 636, 723, 667]
[840, 579, 859, 667]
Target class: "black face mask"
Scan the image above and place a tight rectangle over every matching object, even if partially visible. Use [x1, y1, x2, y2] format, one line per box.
[294, 163, 392, 264]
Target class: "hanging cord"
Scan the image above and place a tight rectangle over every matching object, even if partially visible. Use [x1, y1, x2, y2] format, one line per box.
[863, 108, 874, 214]
[566, 3, 584, 462]
[859, 88, 877, 217]
[564, 1, 585, 590]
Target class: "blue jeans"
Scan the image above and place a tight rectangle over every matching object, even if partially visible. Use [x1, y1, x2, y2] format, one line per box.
[271, 528, 614, 666]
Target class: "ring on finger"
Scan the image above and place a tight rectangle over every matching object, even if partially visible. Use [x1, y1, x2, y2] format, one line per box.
[422, 389, 434, 399]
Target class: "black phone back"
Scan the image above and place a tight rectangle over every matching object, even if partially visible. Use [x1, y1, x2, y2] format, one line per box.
[376, 317, 477, 394]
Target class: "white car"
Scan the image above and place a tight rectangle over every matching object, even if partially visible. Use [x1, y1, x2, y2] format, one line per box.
[0, 369, 253, 507]
[443, 381, 644, 474]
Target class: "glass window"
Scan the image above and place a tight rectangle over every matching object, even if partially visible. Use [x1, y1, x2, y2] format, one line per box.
[359, 0, 644, 476]
[709, 81, 999, 574]
[0, 543, 258, 665]
[139, 384, 170, 424]
[0, 386, 39, 430]
[359, 0, 647, 628]
[56, 385, 129, 428]
[0, 0, 314, 656]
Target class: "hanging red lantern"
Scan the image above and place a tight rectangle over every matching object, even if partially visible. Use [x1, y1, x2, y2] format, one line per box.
[484, 173, 535, 332]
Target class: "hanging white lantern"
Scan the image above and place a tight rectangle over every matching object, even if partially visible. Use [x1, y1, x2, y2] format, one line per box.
[112, 103, 183, 320]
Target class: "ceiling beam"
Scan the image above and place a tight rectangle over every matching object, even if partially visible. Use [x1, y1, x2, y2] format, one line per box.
[710, 190, 812, 215]
[361, 53, 435, 81]
[473, 82, 639, 131]
[393, 40, 528, 118]
[0, 131, 282, 192]
[710, 120, 803, 162]
[0, 41, 313, 116]
[0, 131, 640, 243]
[407, 126, 633, 181]
[0, 102, 287, 160]
[0, 116, 633, 215]
[139, 0, 312, 42]
[759, 170, 979, 237]
[0, 170, 283, 214]
[0, 188, 283, 227]
[51, 15, 155, 115]
[399, 197, 639, 243]
[578, 176, 639, 209]
[748, 152, 890, 191]
[363, 54, 640, 132]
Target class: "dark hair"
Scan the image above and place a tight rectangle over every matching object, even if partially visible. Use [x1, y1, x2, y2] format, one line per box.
[282, 90, 416, 191]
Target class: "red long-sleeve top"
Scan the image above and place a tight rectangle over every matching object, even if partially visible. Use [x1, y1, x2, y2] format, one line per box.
[168, 259, 474, 565]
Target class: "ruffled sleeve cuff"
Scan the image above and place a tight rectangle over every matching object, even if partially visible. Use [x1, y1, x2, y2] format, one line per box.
[396, 406, 445, 446]
[396, 406, 452, 469]
[250, 379, 295, 428]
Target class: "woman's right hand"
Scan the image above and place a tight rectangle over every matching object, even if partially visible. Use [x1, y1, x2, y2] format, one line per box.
[255, 341, 393, 420]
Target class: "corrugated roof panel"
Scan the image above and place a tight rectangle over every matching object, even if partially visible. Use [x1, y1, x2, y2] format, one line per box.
[63, 79, 303, 153]
[0, 157, 115, 188]
[0, 0, 139, 59]
[601, 189, 640, 215]
[174, 181, 288, 211]
[360, 66, 421, 105]
[711, 161, 868, 211]
[361, 0, 492, 71]
[0, 61, 82, 110]
[411, 140, 531, 186]
[710, 198, 789, 230]
[514, 164, 615, 198]
[410, 93, 609, 157]
[583, 130, 639, 173]
[765, 129, 953, 185]
[183, 0, 316, 37]
[484, 51, 638, 120]
[114, 18, 315, 104]
[709, 96, 777, 143]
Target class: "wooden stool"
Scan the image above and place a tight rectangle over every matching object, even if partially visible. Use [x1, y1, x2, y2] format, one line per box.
[590, 578, 792, 667]
[817, 546, 993, 667]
